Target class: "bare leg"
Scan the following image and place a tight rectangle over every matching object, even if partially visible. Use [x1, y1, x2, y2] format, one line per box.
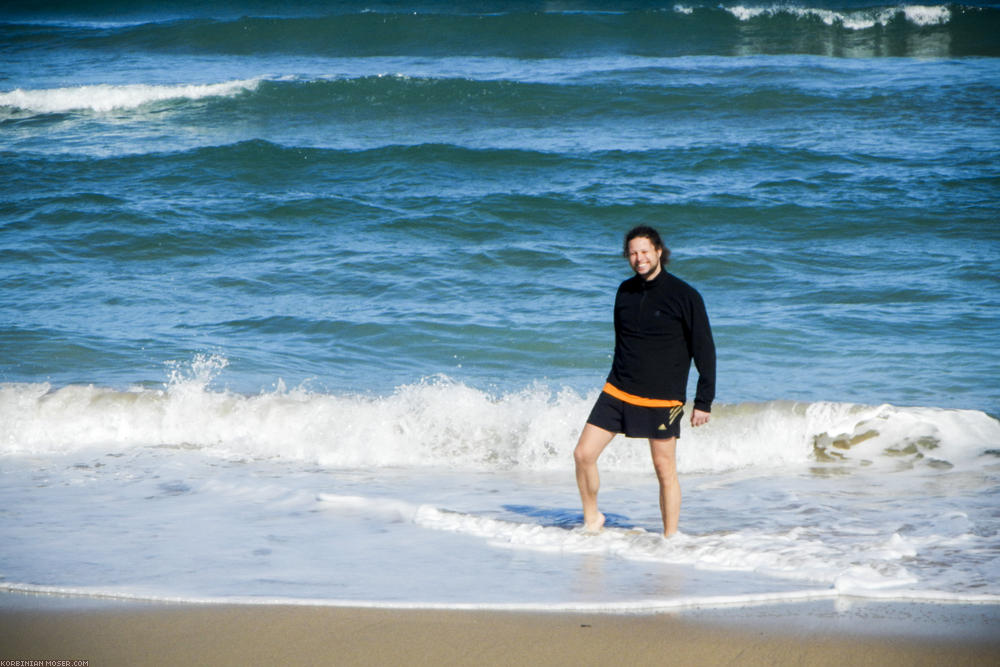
[649, 437, 681, 537]
[573, 423, 615, 532]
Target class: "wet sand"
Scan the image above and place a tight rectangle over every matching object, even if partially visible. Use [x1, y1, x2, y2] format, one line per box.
[1, 594, 997, 666]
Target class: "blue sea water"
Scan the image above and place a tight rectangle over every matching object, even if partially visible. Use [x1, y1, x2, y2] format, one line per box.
[1, 1, 999, 613]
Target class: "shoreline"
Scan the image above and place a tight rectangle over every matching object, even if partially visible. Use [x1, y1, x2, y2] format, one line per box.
[2, 594, 997, 666]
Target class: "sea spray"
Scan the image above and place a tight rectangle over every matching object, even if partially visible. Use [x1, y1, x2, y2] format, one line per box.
[3, 356, 997, 473]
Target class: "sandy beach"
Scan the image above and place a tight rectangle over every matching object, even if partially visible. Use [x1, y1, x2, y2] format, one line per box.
[1, 594, 997, 666]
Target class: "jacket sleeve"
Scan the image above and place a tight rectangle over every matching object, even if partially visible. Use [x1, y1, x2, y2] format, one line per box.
[688, 289, 716, 412]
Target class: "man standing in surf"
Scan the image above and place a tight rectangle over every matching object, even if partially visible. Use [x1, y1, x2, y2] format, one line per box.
[574, 225, 716, 538]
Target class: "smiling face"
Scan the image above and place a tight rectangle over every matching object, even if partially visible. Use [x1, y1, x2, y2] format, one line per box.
[627, 235, 663, 281]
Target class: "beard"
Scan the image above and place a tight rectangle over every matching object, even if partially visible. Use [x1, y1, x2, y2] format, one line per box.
[632, 260, 661, 280]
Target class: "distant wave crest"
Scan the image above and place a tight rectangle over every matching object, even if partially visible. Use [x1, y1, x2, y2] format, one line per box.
[0, 79, 260, 113]
[713, 4, 953, 29]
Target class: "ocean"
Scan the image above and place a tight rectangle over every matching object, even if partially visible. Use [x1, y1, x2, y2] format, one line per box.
[1, 1, 999, 612]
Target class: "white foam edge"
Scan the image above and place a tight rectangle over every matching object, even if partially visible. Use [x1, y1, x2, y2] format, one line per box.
[317, 494, 990, 596]
[3, 582, 997, 612]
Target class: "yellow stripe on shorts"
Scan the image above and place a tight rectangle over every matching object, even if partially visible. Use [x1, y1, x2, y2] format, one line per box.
[668, 405, 683, 426]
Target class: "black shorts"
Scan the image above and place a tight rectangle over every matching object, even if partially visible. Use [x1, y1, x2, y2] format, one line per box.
[587, 391, 683, 439]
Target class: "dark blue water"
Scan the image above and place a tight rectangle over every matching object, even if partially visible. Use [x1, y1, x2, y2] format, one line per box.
[3, 3, 998, 410]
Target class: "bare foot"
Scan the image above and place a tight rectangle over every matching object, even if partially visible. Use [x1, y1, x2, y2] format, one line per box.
[582, 511, 606, 534]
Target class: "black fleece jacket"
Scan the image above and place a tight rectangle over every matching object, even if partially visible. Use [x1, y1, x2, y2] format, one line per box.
[606, 270, 716, 412]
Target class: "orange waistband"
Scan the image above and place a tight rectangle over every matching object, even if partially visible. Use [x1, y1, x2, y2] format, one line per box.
[602, 383, 683, 408]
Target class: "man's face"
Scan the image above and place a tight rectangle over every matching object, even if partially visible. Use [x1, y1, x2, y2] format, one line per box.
[627, 236, 662, 280]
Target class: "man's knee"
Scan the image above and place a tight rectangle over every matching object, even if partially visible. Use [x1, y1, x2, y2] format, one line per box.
[649, 439, 677, 479]
[574, 442, 598, 467]
[651, 456, 676, 480]
[575, 424, 613, 467]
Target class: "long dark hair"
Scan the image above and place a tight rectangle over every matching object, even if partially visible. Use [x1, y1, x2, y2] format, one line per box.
[623, 225, 670, 265]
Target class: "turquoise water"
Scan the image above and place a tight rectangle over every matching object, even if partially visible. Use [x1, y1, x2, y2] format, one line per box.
[1, 2, 999, 611]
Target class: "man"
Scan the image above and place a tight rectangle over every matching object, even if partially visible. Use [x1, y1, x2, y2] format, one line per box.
[574, 225, 716, 538]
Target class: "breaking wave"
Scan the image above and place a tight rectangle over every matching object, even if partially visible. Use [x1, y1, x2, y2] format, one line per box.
[2, 355, 997, 473]
[0, 78, 260, 114]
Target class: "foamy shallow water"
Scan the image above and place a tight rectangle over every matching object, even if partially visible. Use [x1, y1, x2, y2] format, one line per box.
[2, 373, 998, 610]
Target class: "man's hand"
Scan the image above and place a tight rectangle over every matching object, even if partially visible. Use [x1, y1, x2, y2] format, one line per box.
[690, 409, 710, 427]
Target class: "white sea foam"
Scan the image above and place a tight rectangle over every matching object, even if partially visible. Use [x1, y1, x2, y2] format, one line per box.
[1, 355, 997, 473]
[0, 79, 261, 113]
[313, 491, 1000, 603]
[719, 4, 952, 30]
[901, 4, 953, 26]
